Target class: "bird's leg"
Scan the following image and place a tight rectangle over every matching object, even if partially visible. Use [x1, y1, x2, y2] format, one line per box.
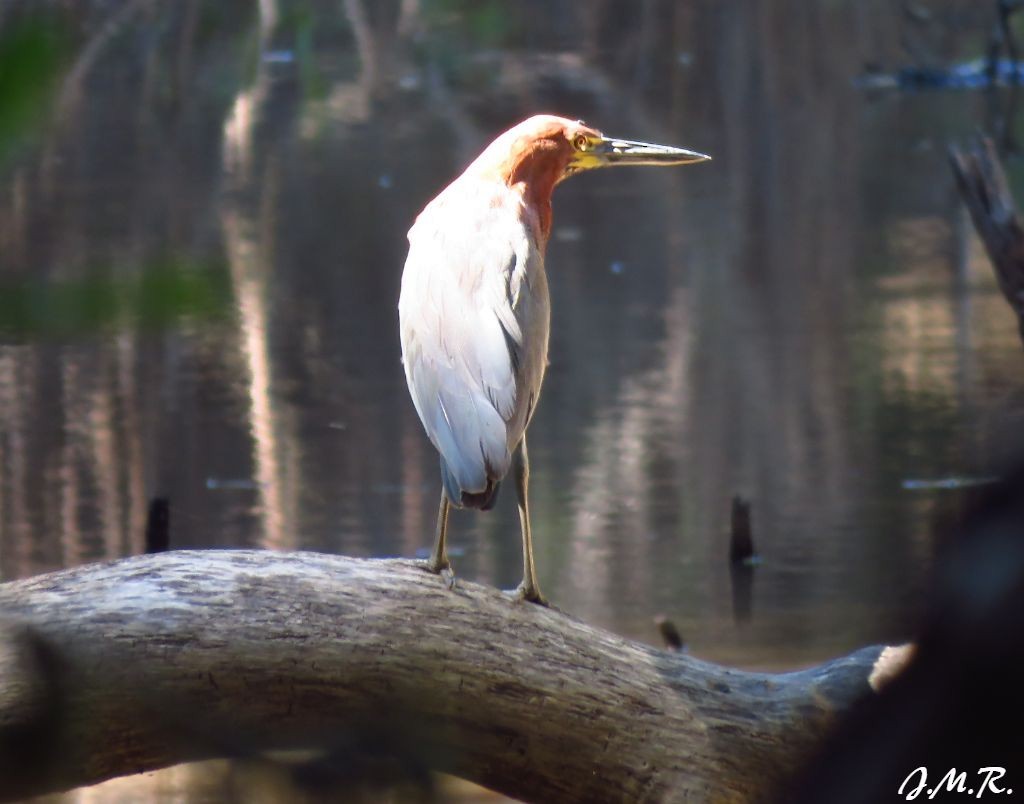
[428, 488, 453, 581]
[513, 438, 547, 605]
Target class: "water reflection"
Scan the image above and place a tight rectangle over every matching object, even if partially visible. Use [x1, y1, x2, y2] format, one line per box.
[1, 2, 1023, 688]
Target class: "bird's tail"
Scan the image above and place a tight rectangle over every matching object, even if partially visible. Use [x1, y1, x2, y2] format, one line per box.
[441, 456, 501, 510]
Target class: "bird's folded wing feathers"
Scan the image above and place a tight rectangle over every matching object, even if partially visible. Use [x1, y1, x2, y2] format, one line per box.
[400, 211, 531, 495]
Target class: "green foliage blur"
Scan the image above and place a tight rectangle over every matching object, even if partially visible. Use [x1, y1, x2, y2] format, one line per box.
[0, 258, 231, 340]
[0, 12, 68, 166]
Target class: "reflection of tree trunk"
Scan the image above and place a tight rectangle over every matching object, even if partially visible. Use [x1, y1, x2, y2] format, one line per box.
[0, 353, 33, 579]
[580, 1, 610, 62]
[57, 361, 84, 568]
[220, 201, 300, 551]
[632, 0, 658, 91]
[399, 428, 429, 557]
[83, 356, 121, 559]
[564, 285, 694, 621]
[220, 0, 300, 550]
[307, 0, 385, 125]
[694, 0, 863, 580]
[396, 0, 421, 39]
[0, 347, 146, 580]
[116, 335, 147, 556]
[174, 0, 200, 111]
[56, 0, 148, 120]
[0, 550, 906, 803]
[343, 0, 379, 92]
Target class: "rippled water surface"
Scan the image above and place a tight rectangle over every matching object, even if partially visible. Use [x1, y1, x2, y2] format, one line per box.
[2, 0, 1024, 689]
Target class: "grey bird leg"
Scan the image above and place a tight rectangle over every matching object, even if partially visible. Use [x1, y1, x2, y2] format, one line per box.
[514, 437, 547, 605]
[428, 488, 452, 576]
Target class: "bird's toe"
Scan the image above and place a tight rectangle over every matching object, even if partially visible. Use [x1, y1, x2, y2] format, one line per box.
[511, 583, 548, 607]
[424, 557, 457, 591]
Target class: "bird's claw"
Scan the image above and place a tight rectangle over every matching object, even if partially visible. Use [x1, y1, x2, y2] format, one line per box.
[510, 583, 548, 607]
[425, 557, 456, 591]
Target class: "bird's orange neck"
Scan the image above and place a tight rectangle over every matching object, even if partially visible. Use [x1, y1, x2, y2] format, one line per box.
[475, 135, 571, 247]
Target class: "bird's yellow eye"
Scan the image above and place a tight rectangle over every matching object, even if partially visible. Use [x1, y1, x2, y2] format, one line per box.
[573, 134, 589, 151]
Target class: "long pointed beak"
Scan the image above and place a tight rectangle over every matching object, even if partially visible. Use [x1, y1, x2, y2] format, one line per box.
[592, 136, 711, 167]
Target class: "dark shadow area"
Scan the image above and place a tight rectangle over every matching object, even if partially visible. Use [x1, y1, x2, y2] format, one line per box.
[780, 461, 1024, 802]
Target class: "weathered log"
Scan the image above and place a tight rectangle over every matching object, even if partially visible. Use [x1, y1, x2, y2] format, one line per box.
[0, 551, 904, 802]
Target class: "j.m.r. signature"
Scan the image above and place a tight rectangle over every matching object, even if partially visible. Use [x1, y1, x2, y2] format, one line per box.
[900, 767, 1012, 800]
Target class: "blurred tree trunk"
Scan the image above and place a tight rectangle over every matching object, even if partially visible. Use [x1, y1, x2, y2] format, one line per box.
[0, 551, 905, 803]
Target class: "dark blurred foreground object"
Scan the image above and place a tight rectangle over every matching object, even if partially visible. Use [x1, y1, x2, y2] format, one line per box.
[783, 136, 1024, 802]
[950, 137, 1024, 347]
[779, 464, 1024, 802]
[144, 497, 170, 553]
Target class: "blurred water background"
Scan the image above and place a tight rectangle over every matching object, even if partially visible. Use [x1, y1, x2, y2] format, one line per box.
[2, 0, 1024, 798]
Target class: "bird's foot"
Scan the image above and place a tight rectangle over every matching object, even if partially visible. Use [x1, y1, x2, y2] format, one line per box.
[510, 582, 548, 607]
[425, 557, 456, 591]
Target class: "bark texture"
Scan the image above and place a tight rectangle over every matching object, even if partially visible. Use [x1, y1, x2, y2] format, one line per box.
[0, 551, 900, 802]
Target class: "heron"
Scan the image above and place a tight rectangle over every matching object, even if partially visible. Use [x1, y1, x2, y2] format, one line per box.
[399, 115, 710, 604]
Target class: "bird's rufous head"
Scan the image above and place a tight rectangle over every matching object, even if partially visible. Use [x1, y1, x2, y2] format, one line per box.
[470, 115, 710, 204]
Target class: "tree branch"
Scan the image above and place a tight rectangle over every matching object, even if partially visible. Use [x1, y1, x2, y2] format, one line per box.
[0, 551, 903, 802]
[950, 137, 1024, 347]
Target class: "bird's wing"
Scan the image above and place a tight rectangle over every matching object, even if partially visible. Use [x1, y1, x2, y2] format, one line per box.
[399, 188, 539, 497]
